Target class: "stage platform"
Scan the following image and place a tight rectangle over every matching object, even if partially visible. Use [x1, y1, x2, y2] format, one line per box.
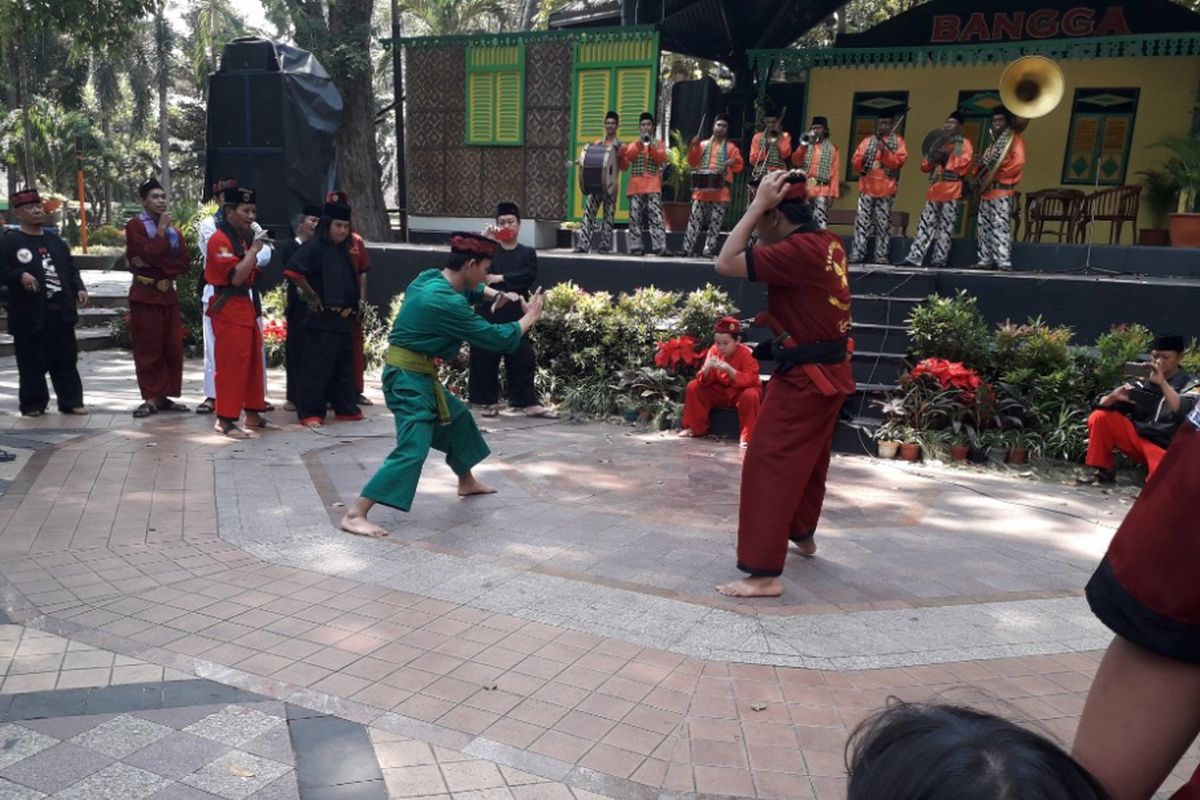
[362, 239, 1198, 452]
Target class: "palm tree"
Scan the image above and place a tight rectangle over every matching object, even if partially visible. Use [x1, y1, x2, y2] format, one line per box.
[397, 0, 511, 35]
[183, 0, 255, 94]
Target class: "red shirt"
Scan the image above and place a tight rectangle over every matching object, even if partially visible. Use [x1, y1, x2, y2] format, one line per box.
[125, 215, 190, 306]
[348, 232, 372, 274]
[204, 229, 258, 328]
[746, 229, 855, 395]
[698, 343, 760, 390]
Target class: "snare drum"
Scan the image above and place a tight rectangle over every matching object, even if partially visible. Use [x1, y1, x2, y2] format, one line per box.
[691, 170, 725, 191]
[578, 143, 618, 196]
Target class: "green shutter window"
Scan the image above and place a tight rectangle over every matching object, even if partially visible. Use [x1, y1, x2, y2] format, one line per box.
[465, 43, 525, 146]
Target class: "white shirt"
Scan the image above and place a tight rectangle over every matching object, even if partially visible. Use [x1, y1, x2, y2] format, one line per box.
[197, 214, 272, 268]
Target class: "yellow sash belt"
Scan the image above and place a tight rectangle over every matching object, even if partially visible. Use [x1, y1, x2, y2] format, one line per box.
[385, 345, 450, 424]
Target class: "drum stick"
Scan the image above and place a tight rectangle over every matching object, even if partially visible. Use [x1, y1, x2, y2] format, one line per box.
[695, 114, 707, 141]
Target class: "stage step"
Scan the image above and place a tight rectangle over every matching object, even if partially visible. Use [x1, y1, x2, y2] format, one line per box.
[852, 350, 907, 385]
[849, 294, 925, 325]
[851, 268, 937, 297]
[851, 322, 910, 354]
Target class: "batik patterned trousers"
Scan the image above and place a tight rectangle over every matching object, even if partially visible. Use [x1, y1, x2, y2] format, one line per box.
[578, 191, 615, 252]
[681, 201, 727, 256]
[628, 193, 666, 254]
[977, 195, 1014, 269]
[849, 194, 894, 263]
[904, 200, 958, 267]
[811, 196, 832, 229]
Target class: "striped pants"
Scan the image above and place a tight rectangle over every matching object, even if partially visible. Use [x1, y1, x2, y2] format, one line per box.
[849, 194, 894, 263]
[578, 191, 615, 253]
[681, 200, 727, 256]
[904, 200, 958, 268]
[628, 193, 666, 254]
[977, 195, 1014, 269]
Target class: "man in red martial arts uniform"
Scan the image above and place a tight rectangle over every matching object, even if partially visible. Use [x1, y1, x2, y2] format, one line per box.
[204, 186, 275, 438]
[680, 316, 761, 447]
[126, 178, 190, 418]
[713, 169, 855, 598]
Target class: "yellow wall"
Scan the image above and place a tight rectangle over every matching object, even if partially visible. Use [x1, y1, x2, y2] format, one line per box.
[807, 56, 1200, 235]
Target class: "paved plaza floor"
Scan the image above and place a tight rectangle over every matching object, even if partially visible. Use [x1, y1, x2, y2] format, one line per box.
[0, 350, 1193, 799]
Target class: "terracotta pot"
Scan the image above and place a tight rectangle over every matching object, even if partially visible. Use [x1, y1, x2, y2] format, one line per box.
[1007, 447, 1028, 465]
[876, 440, 900, 459]
[1168, 213, 1200, 248]
[1138, 228, 1170, 247]
[950, 444, 970, 461]
[663, 201, 691, 232]
[898, 442, 922, 462]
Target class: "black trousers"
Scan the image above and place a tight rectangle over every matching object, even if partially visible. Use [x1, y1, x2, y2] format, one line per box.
[284, 304, 308, 403]
[296, 322, 359, 421]
[468, 336, 538, 408]
[14, 309, 84, 414]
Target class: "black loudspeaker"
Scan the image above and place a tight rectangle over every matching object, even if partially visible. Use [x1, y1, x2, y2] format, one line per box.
[205, 38, 341, 239]
[669, 77, 720, 139]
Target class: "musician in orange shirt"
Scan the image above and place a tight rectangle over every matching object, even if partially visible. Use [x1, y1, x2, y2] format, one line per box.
[575, 111, 623, 254]
[973, 107, 1026, 271]
[790, 116, 840, 228]
[620, 112, 667, 256]
[749, 99, 792, 180]
[903, 111, 974, 268]
[680, 114, 744, 258]
[849, 111, 908, 264]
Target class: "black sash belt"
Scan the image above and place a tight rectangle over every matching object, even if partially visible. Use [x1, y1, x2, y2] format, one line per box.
[754, 337, 849, 374]
[211, 285, 262, 317]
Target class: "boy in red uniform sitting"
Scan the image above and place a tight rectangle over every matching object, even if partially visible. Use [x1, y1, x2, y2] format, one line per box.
[680, 316, 761, 447]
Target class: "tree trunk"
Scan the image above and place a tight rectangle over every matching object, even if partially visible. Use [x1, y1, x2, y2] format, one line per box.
[16, 36, 37, 185]
[328, 0, 391, 241]
[156, 4, 172, 195]
[100, 105, 112, 224]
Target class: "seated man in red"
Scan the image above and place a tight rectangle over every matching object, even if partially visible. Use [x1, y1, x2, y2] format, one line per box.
[1078, 333, 1197, 485]
[680, 316, 762, 447]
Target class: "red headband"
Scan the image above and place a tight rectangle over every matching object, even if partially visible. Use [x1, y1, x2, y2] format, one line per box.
[714, 316, 741, 336]
[450, 234, 497, 259]
[782, 173, 809, 201]
[10, 189, 42, 208]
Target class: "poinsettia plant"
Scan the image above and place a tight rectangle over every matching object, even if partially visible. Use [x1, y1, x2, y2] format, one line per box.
[653, 335, 704, 372]
[908, 358, 983, 401]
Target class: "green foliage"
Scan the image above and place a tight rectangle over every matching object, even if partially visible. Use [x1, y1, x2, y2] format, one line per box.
[905, 291, 990, 370]
[991, 317, 1072, 377]
[1094, 323, 1153, 390]
[1154, 134, 1200, 213]
[676, 284, 737, 342]
[88, 225, 126, 247]
[612, 366, 686, 430]
[664, 130, 693, 203]
[1137, 169, 1179, 228]
[174, 202, 214, 350]
[1184, 338, 1200, 376]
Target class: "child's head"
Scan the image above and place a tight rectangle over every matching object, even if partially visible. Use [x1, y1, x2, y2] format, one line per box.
[846, 702, 1109, 800]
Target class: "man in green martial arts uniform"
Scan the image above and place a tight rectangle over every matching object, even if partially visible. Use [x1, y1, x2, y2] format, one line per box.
[340, 232, 545, 537]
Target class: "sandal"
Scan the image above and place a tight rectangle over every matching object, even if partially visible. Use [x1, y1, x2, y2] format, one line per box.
[214, 422, 255, 439]
[158, 399, 190, 412]
[263, 402, 275, 412]
[62, 408, 89, 416]
[133, 402, 158, 419]
[251, 418, 279, 430]
[0, 450, 15, 463]
[481, 405, 500, 418]
[195, 399, 215, 415]
[21, 410, 45, 418]
[356, 394, 374, 406]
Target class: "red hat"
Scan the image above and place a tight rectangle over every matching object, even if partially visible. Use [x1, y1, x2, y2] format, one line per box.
[714, 316, 741, 336]
[211, 177, 238, 195]
[449, 232, 497, 259]
[10, 189, 42, 208]
[782, 172, 809, 201]
[326, 190, 349, 204]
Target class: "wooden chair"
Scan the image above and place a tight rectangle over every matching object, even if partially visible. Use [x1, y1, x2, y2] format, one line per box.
[1023, 190, 1085, 243]
[1075, 185, 1141, 245]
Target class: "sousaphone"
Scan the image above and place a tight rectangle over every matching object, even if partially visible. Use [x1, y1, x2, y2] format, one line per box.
[971, 55, 1064, 202]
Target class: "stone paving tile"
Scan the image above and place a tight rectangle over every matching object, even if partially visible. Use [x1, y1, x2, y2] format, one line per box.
[0, 352, 1194, 798]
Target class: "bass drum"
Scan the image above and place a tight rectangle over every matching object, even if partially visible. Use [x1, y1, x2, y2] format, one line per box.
[578, 143, 618, 196]
[691, 170, 725, 191]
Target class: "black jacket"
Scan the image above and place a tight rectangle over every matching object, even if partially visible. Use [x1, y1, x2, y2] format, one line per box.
[0, 229, 85, 335]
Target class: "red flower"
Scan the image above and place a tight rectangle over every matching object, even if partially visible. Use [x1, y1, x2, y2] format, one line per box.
[262, 319, 287, 344]
[654, 336, 703, 370]
[909, 358, 982, 400]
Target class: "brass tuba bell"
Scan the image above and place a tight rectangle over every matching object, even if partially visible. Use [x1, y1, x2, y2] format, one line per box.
[999, 55, 1064, 131]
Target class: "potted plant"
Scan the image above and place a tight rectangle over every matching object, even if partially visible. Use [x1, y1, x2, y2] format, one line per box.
[980, 429, 1011, 464]
[1156, 135, 1200, 248]
[898, 437, 922, 462]
[1136, 169, 1177, 246]
[949, 436, 971, 461]
[662, 130, 693, 232]
[873, 419, 907, 459]
[1007, 429, 1041, 465]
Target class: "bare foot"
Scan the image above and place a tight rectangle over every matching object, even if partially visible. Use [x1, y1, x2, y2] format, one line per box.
[716, 577, 783, 597]
[678, 429, 698, 438]
[214, 422, 255, 439]
[791, 536, 818, 557]
[458, 473, 497, 496]
[340, 511, 388, 537]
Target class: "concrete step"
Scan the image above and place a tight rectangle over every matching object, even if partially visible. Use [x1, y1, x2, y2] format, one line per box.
[850, 294, 925, 325]
[0, 327, 113, 358]
[852, 351, 907, 385]
[851, 322, 910, 354]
